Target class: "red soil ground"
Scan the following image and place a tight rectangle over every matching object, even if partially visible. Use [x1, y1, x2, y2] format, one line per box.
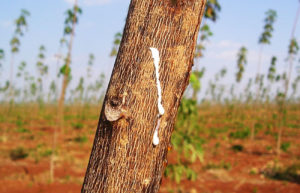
[0, 106, 299, 193]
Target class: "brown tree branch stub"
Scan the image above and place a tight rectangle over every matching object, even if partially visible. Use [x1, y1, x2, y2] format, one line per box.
[82, 0, 206, 192]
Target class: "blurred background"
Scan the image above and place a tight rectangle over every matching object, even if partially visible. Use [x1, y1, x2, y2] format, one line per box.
[0, 0, 300, 192]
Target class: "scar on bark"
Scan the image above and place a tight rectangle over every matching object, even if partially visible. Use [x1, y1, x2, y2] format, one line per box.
[104, 92, 128, 121]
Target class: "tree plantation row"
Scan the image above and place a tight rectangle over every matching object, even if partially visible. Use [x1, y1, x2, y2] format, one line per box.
[0, 1, 299, 107]
[0, 0, 300, 192]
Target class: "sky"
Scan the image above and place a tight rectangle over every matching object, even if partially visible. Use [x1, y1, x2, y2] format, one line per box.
[0, 0, 299, 98]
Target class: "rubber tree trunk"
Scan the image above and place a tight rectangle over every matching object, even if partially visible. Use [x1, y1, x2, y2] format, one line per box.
[81, 0, 206, 192]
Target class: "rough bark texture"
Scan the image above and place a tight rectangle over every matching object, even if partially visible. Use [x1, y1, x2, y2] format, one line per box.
[82, 0, 206, 192]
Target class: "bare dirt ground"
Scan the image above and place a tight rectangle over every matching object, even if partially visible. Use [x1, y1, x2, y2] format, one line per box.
[0, 105, 299, 193]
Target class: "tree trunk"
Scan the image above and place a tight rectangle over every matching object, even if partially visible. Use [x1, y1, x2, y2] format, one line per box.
[81, 0, 206, 192]
[57, 0, 78, 125]
[9, 54, 15, 107]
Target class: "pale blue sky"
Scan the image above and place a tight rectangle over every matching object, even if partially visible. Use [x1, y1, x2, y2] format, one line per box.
[0, 0, 299, 97]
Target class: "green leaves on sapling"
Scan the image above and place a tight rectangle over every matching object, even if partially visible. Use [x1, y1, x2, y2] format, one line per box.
[267, 56, 277, 82]
[190, 68, 205, 95]
[10, 9, 30, 53]
[64, 5, 82, 36]
[164, 164, 197, 184]
[16, 61, 26, 78]
[259, 9, 277, 45]
[0, 81, 10, 92]
[288, 38, 299, 55]
[0, 49, 4, 69]
[195, 24, 213, 58]
[10, 37, 20, 53]
[236, 47, 247, 83]
[15, 9, 30, 36]
[110, 32, 122, 57]
[87, 53, 95, 78]
[60, 64, 71, 77]
[36, 45, 48, 76]
[204, 0, 221, 22]
[166, 95, 205, 183]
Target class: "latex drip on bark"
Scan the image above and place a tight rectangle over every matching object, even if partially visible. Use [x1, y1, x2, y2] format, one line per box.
[150, 47, 164, 146]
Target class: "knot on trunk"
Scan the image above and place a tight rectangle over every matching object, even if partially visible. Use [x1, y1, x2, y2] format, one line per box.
[104, 93, 127, 122]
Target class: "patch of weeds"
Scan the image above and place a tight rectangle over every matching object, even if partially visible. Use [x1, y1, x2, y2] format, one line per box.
[64, 114, 75, 121]
[280, 142, 291, 152]
[264, 128, 274, 136]
[44, 114, 53, 121]
[30, 144, 51, 163]
[40, 149, 52, 157]
[266, 122, 273, 130]
[264, 129, 278, 139]
[164, 163, 197, 184]
[264, 162, 300, 184]
[272, 113, 278, 120]
[171, 131, 205, 163]
[74, 135, 88, 143]
[231, 144, 244, 152]
[209, 127, 228, 138]
[250, 167, 258, 175]
[10, 147, 28, 160]
[16, 127, 30, 133]
[265, 145, 272, 151]
[72, 122, 83, 130]
[211, 127, 229, 134]
[36, 143, 45, 148]
[222, 136, 228, 141]
[288, 123, 299, 129]
[229, 127, 250, 139]
[234, 121, 245, 129]
[215, 142, 220, 149]
[15, 116, 23, 127]
[255, 122, 263, 130]
[204, 160, 232, 170]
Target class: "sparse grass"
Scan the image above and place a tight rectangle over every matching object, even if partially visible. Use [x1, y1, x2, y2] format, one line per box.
[229, 127, 251, 139]
[10, 147, 28, 160]
[74, 135, 88, 143]
[15, 117, 23, 128]
[40, 149, 52, 157]
[16, 127, 30, 133]
[204, 160, 232, 170]
[266, 145, 272, 151]
[250, 167, 258, 175]
[280, 142, 291, 152]
[264, 162, 300, 184]
[231, 144, 244, 152]
[72, 122, 84, 130]
[164, 163, 197, 184]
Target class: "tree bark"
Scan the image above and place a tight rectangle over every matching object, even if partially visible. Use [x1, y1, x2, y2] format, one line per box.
[81, 0, 206, 192]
